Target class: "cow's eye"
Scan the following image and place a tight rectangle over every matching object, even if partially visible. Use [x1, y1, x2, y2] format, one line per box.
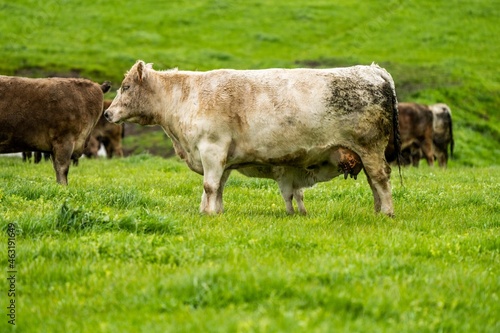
[121, 85, 130, 92]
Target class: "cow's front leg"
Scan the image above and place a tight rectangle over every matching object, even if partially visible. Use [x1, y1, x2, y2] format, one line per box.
[216, 170, 231, 210]
[200, 169, 231, 214]
[199, 143, 230, 214]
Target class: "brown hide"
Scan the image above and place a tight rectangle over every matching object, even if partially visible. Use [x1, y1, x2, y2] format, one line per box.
[0, 76, 110, 184]
[399, 104, 454, 168]
[84, 100, 124, 158]
[385, 102, 434, 167]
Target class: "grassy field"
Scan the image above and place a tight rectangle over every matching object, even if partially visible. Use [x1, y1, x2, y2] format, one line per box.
[0, 156, 499, 333]
[1, 0, 500, 332]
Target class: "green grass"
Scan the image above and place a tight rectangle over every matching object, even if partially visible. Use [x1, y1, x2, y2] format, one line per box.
[0, 156, 499, 332]
[1, 0, 500, 331]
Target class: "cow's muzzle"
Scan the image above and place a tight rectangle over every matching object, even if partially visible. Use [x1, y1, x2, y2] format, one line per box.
[104, 110, 113, 122]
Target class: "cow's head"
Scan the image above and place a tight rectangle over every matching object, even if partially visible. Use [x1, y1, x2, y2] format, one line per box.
[104, 60, 156, 126]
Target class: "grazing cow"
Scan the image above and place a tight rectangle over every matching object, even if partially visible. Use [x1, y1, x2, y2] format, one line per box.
[386, 102, 434, 167]
[0, 76, 111, 184]
[428, 103, 454, 167]
[84, 100, 124, 158]
[238, 147, 363, 214]
[105, 60, 400, 216]
[395, 103, 454, 168]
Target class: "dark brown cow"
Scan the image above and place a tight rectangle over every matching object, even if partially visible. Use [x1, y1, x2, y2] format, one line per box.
[84, 100, 124, 158]
[0, 76, 111, 184]
[400, 103, 454, 168]
[386, 102, 434, 167]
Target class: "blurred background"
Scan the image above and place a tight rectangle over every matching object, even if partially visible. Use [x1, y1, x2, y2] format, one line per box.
[0, 0, 498, 165]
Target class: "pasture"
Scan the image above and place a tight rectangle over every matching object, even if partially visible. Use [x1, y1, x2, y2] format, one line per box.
[0, 156, 499, 332]
[1, 0, 500, 332]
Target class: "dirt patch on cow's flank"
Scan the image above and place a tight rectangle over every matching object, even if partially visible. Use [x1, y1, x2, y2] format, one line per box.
[295, 57, 461, 101]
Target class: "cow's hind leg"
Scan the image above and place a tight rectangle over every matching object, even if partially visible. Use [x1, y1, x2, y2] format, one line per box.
[435, 149, 448, 168]
[361, 154, 394, 217]
[293, 188, 307, 215]
[34, 151, 42, 164]
[277, 180, 307, 215]
[365, 173, 382, 212]
[52, 142, 75, 185]
[421, 136, 435, 167]
[22, 152, 32, 163]
[277, 181, 296, 215]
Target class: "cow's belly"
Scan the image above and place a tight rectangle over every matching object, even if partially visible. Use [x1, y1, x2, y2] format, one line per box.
[228, 114, 354, 168]
[0, 132, 49, 154]
[230, 144, 335, 169]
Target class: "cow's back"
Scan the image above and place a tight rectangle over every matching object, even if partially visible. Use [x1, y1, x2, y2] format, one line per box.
[193, 65, 396, 168]
[0, 76, 104, 154]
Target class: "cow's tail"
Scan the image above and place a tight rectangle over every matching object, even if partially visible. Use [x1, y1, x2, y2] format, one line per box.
[377, 65, 403, 184]
[390, 85, 403, 185]
[448, 112, 454, 159]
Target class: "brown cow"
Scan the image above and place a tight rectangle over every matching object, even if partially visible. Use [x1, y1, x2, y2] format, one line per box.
[386, 102, 434, 167]
[84, 100, 124, 158]
[0, 76, 111, 184]
[401, 103, 454, 168]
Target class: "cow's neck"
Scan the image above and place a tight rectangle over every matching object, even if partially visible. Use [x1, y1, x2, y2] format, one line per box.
[153, 70, 196, 145]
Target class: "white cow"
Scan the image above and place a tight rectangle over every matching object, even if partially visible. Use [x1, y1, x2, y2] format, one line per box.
[105, 60, 400, 216]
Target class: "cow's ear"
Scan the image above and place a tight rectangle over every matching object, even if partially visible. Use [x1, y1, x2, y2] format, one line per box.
[135, 60, 147, 83]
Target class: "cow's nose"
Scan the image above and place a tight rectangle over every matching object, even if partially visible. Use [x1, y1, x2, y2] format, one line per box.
[104, 110, 111, 121]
